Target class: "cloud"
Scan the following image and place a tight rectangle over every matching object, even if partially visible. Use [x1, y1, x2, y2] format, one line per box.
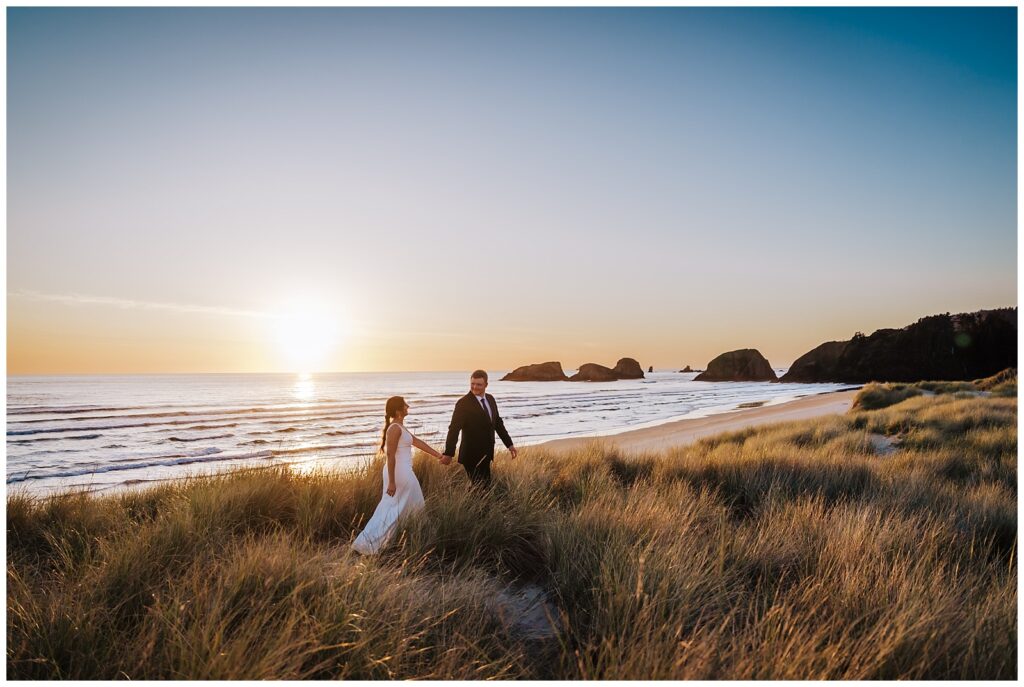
[9, 289, 271, 319]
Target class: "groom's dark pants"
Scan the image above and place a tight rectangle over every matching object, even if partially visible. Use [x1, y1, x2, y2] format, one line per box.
[462, 455, 492, 488]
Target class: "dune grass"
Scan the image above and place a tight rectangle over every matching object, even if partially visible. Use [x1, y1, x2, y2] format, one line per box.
[852, 367, 1017, 410]
[7, 392, 1017, 679]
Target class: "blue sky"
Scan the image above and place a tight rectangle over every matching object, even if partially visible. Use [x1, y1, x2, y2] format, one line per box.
[7, 7, 1017, 373]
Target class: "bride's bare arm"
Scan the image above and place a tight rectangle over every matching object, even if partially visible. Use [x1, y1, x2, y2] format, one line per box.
[411, 434, 443, 460]
[385, 423, 401, 495]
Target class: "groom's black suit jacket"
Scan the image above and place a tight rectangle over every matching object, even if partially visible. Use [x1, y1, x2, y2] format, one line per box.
[444, 392, 513, 467]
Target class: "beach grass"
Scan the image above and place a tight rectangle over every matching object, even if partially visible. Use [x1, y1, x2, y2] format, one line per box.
[852, 368, 1018, 410]
[7, 390, 1017, 679]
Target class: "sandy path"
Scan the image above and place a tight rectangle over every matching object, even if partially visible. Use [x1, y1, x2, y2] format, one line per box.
[536, 389, 860, 454]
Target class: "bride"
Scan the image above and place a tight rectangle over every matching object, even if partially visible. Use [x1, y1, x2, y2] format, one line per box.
[352, 396, 446, 555]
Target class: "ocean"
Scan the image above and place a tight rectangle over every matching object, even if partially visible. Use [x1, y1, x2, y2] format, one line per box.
[6, 370, 852, 496]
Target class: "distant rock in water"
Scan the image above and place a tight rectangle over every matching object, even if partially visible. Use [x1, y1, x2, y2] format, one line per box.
[506, 358, 645, 382]
[569, 363, 619, 382]
[780, 308, 1018, 383]
[501, 362, 569, 382]
[566, 357, 645, 381]
[648, 365, 654, 373]
[680, 365, 693, 373]
[694, 349, 778, 382]
[612, 357, 645, 379]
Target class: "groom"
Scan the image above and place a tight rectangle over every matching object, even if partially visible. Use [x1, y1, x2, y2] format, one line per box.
[442, 369, 517, 487]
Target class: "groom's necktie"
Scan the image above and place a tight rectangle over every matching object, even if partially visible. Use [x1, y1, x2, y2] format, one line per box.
[478, 396, 492, 422]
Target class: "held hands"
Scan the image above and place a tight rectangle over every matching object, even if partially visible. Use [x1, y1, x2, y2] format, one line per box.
[435, 450, 511, 464]
[434, 446, 453, 465]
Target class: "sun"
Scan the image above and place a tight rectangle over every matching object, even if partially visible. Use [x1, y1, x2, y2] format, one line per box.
[269, 304, 346, 373]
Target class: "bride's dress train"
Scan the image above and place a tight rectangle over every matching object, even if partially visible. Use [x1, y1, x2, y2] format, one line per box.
[352, 423, 425, 555]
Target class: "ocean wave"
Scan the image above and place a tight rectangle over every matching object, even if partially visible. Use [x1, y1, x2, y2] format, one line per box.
[7, 412, 370, 436]
[319, 428, 362, 437]
[101, 446, 223, 465]
[270, 443, 368, 457]
[8, 401, 380, 424]
[180, 423, 239, 430]
[9, 433, 102, 443]
[6, 448, 275, 485]
[167, 433, 234, 442]
[7, 404, 158, 416]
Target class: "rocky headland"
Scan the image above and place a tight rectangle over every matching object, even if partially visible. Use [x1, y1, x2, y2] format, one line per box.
[780, 308, 1017, 383]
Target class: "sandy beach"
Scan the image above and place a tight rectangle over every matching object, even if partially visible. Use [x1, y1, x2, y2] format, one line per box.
[539, 388, 860, 454]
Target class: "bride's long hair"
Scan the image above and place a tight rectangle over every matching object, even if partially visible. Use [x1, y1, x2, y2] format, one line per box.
[380, 396, 407, 451]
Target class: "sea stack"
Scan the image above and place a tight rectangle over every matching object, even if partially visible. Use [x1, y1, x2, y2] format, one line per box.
[694, 349, 778, 382]
[612, 357, 645, 379]
[569, 363, 620, 382]
[500, 362, 570, 381]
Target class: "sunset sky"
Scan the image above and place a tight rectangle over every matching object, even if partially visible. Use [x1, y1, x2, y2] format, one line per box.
[7, 7, 1017, 374]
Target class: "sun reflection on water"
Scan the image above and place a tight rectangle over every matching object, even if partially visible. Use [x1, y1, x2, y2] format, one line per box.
[292, 372, 315, 402]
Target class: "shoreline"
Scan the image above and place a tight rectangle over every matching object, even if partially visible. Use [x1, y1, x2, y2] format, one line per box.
[537, 387, 861, 454]
[10, 386, 862, 500]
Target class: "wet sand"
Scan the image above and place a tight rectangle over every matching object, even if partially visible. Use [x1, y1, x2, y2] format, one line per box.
[538, 389, 860, 454]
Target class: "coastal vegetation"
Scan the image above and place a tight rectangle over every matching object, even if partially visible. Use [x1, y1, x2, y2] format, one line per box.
[852, 368, 1017, 410]
[8, 385, 1016, 679]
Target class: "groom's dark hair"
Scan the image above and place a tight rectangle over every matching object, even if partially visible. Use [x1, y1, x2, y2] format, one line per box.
[471, 369, 488, 382]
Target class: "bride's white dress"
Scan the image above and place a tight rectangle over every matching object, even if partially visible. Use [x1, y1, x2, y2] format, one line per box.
[351, 423, 425, 555]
